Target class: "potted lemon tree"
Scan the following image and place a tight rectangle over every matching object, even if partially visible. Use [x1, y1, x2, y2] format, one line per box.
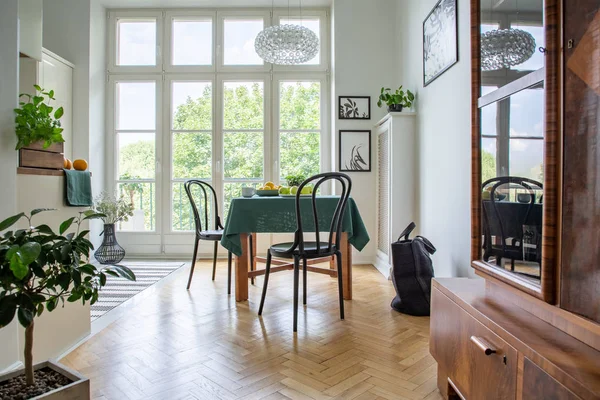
[0, 209, 135, 399]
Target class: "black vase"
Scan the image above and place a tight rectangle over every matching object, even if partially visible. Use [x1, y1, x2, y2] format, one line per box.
[94, 223, 126, 265]
[388, 104, 404, 112]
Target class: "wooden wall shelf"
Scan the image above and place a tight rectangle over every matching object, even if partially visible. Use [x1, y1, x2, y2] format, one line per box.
[17, 167, 92, 177]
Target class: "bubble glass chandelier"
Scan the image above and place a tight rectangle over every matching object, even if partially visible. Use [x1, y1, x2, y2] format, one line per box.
[254, 0, 319, 65]
[481, 28, 536, 71]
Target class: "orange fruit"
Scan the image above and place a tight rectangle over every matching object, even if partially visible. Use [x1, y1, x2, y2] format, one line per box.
[63, 158, 72, 169]
[73, 159, 88, 171]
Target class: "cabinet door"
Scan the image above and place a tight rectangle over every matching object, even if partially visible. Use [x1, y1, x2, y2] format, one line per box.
[519, 358, 581, 400]
[431, 288, 517, 399]
[561, 0, 600, 323]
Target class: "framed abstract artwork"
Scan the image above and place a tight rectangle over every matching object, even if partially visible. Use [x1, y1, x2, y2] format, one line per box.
[423, 0, 458, 86]
[338, 96, 371, 119]
[339, 130, 371, 172]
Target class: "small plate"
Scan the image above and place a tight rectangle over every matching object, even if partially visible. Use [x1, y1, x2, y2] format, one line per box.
[256, 189, 280, 197]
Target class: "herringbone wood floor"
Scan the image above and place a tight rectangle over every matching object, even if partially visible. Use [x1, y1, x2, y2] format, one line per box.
[62, 261, 442, 400]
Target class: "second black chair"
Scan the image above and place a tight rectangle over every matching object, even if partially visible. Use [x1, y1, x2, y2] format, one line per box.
[258, 172, 352, 332]
[184, 180, 232, 293]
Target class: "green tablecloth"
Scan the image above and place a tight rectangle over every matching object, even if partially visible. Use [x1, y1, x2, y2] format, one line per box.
[221, 196, 370, 256]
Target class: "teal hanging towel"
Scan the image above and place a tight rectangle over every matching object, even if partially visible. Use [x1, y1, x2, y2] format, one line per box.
[64, 169, 93, 207]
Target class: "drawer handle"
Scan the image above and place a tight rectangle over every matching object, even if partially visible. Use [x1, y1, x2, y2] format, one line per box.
[470, 336, 497, 356]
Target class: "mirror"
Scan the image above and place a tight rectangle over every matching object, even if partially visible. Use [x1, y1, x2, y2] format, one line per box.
[477, 0, 545, 282]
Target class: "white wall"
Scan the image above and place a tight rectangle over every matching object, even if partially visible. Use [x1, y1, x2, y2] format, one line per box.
[332, 0, 401, 264]
[43, 0, 107, 247]
[0, 0, 22, 372]
[397, 0, 473, 277]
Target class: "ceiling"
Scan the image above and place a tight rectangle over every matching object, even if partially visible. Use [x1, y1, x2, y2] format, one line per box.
[97, 0, 332, 8]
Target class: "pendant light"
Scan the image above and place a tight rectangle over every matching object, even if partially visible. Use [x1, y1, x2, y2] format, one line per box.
[254, 0, 319, 65]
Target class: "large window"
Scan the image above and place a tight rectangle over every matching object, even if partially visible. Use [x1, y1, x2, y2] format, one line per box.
[108, 9, 329, 250]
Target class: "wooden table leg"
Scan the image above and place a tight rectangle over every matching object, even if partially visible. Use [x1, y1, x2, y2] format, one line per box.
[235, 233, 250, 302]
[340, 232, 352, 300]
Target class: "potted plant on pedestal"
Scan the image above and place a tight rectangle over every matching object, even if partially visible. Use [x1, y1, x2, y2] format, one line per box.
[0, 209, 135, 399]
[92, 192, 134, 265]
[377, 86, 415, 112]
[14, 85, 66, 170]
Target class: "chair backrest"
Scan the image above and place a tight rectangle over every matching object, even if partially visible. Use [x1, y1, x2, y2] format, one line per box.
[481, 176, 543, 254]
[184, 180, 221, 236]
[289, 172, 352, 255]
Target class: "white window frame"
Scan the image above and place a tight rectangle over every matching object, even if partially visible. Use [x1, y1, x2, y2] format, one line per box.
[108, 10, 164, 74]
[272, 9, 329, 72]
[107, 7, 330, 255]
[164, 11, 217, 73]
[217, 10, 271, 73]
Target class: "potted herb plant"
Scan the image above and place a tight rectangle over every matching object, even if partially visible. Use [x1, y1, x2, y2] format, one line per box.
[377, 86, 415, 112]
[14, 86, 66, 170]
[285, 174, 307, 187]
[92, 192, 134, 265]
[0, 209, 135, 400]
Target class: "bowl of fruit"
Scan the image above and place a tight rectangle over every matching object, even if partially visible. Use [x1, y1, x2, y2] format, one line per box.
[278, 185, 314, 197]
[256, 182, 281, 196]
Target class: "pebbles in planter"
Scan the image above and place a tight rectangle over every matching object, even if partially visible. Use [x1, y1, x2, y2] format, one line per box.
[0, 367, 72, 400]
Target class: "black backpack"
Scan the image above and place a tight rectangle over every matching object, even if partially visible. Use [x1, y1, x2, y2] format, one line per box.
[390, 222, 436, 316]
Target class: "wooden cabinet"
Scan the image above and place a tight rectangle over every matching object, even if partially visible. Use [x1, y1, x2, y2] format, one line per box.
[431, 279, 600, 400]
[431, 288, 517, 400]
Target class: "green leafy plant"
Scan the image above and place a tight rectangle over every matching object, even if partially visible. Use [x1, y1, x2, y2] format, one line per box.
[93, 192, 135, 225]
[14, 85, 65, 150]
[0, 209, 135, 386]
[377, 86, 415, 109]
[285, 174, 307, 187]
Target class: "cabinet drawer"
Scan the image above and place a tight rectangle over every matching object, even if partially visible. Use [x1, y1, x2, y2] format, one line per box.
[431, 287, 517, 400]
[519, 358, 581, 400]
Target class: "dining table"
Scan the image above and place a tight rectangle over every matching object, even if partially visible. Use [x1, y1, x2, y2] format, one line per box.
[220, 195, 370, 302]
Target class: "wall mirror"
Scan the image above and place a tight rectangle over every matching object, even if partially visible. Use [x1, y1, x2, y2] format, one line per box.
[471, 0, 559, 302]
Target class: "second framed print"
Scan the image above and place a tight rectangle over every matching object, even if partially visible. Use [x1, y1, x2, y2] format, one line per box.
[338, 96, 371, 120]
[339, 130, 371, 172]
[423, 0, 458, 86]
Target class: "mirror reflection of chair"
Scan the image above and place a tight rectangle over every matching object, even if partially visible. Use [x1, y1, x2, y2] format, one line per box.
[258, 172, 352, 332]
[481, 176, 543, 275]
[184, 180, 233, 292]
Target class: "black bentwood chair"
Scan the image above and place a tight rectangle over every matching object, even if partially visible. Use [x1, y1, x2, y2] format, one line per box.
[184, 180, 232, 293]
[482, 176, 543, 272]
[258, 172, 352, 332]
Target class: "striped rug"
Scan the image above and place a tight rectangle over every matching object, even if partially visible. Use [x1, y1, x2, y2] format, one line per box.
[91, 261, 185, 320]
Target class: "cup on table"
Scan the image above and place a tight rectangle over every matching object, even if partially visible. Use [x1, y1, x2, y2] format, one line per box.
[241, 187, 256, 198]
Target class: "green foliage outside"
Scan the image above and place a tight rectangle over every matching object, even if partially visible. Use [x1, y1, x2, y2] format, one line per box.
[118, 82, 321, 231]
[481, 150, 497, 183]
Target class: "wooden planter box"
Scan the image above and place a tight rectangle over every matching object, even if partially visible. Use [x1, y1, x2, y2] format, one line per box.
[19, 141, 64, 170]
[0, 360, 90, 400]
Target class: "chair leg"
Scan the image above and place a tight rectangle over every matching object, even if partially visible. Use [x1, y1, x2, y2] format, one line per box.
[335, 251, 345, 320]
[302, 256, 308, 306]
[258, 251, 272, 315]
[227, 251, 232, 295]
[211, 241, 218, 281]
[293, 255, 300, 332]
[186, 239, 199, 290]
[249, 234, 255, 285]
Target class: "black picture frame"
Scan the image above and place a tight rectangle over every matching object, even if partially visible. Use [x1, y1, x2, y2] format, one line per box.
[339, 130, 371, 172]
[338, 96, 371, 120]
[423, 0, 459, 87]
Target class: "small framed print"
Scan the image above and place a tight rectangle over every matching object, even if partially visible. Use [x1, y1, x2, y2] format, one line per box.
[339, 130, 371, 172]
[338, 96, 371, 120]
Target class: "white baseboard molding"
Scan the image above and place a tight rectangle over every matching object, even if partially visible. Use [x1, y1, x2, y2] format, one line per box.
[1, 361, 23, 374]
[373, 256, 391, 280]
